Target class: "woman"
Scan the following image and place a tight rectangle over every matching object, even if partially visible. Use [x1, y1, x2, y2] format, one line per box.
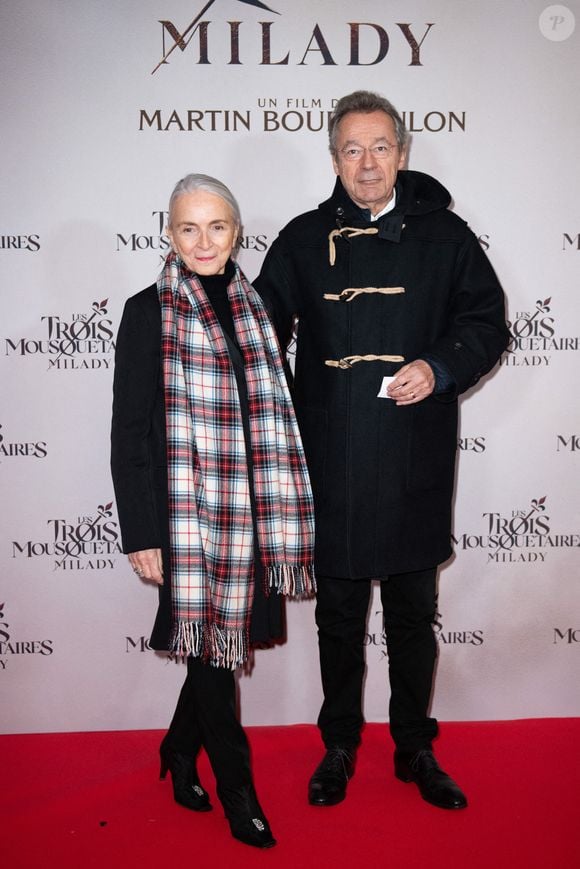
[111, 174, 315, 849]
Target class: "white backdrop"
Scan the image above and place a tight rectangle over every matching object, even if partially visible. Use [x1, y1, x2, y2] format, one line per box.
[1, 0, 579, 734]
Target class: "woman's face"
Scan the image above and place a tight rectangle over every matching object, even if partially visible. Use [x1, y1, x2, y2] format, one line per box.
[168, 189, 238, 275]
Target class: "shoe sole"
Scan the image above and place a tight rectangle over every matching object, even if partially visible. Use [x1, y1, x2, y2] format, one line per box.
[232, 833, 277, 848]
[395, 771, 468, 809]
[308, 792, 347, 807]
[175, 798, 213, 812]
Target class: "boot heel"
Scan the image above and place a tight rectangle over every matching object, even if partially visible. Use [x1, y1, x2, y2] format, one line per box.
[159, 742, 212, 812]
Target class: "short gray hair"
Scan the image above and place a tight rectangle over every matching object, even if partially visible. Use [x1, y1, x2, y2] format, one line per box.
[167, 173, 241, 229]
[328, 91, 408, 154]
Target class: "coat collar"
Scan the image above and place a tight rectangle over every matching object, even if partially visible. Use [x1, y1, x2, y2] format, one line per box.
[318, 171, 452, 243]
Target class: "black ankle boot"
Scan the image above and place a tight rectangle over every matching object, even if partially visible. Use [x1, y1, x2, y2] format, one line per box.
[159, 740, 212, 812]
[217, 782, 276, 848]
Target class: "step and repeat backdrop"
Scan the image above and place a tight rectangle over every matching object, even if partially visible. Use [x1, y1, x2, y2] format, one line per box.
[1, 1, 579, 733]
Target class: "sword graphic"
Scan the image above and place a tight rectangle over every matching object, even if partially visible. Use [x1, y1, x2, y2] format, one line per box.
[151, 0, 279, 74]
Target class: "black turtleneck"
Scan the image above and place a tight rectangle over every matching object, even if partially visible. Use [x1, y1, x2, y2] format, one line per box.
[197, 258, 237, 344]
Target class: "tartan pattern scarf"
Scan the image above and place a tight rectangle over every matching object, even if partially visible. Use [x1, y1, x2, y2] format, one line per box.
[157, 253, 315, 668]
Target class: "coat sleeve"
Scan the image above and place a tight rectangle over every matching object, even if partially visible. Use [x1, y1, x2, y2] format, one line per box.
[110, 293, 163, 554]
[425, 229, 509, 399]
[253, 235, 300, 353]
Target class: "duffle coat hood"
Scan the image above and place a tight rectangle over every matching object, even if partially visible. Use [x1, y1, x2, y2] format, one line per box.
[255, 170, 509, 578]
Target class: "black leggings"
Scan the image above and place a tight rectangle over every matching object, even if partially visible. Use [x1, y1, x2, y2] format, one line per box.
[165, 656, 252, 788]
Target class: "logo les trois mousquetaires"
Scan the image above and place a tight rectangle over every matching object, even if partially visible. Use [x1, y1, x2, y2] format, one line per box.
[150, 0, 434, 74]
[364, 605, 482, 659]
[4, 299, 115, 371]
[500, 297, 579, 367]
[453, 496, 580, 564]
[0, 423, 47, 460]
[0, 602, 54, 671]
[11, 502, 121, 571]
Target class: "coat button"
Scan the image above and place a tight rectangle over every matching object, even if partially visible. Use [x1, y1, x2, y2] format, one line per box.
[454, 341, 463, 350]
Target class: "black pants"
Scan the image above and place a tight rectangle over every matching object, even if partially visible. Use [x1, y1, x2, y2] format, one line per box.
[165, 656, 252, 788]
[316, 569, 439, 754]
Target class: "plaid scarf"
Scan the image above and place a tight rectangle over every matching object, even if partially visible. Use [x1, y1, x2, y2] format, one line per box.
[157, 253, 315, 668]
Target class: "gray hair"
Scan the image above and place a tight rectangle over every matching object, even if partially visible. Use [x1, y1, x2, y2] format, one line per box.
[328, 90, 408, 154]
[167, 173, 241, 229]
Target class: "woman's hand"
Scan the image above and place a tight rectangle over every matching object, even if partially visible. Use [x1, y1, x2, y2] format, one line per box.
[128, 548, 164, 585]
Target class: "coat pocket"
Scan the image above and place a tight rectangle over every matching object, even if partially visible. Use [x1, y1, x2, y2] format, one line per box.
[406, 399, 458, 493]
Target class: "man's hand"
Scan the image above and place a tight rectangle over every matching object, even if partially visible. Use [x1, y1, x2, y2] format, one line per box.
[387, 359, 435, 405]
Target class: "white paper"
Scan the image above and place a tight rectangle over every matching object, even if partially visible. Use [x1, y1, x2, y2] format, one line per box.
[377, 375, 396, 399]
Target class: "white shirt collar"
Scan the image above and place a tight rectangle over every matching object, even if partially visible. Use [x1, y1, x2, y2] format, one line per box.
[370, 190, 397, 221]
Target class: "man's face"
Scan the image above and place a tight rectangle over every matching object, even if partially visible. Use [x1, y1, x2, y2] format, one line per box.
[332, 110, 406, 215]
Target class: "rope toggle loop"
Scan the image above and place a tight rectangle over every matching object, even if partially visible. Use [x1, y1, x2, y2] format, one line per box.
[328, 226, 378, 266]
[323, 286, 405, 302]
[325, 353, 405, 369]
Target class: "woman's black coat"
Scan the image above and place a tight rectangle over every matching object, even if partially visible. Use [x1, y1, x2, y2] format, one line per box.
[110, 285, 173, 649]
[254, 171, 509, 578]
[110, 281, 282, 649]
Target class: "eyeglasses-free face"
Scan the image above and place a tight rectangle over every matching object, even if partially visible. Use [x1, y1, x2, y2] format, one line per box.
[332, 110, 407, 216]
[167, 190, 239, 276]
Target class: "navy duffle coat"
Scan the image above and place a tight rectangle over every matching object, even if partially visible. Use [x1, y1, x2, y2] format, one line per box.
[254, 171, 509, 578]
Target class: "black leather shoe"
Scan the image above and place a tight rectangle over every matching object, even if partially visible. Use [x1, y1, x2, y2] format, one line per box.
[159, 740, 212, 812]
[217, 782, 276, 849]
[394, 749, 467, 809]
[308, 747, 356, 806]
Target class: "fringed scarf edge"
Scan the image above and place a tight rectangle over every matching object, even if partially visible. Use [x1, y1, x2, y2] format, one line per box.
[267, 563, 317, 597]
[170, 563, 316, 668]
[171, 621, 248, 670]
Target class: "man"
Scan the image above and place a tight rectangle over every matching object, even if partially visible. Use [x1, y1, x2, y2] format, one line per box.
[254, 91, 508, 810]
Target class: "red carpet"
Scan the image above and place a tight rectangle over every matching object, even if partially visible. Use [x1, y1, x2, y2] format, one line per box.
[3, 720, 579, 868]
